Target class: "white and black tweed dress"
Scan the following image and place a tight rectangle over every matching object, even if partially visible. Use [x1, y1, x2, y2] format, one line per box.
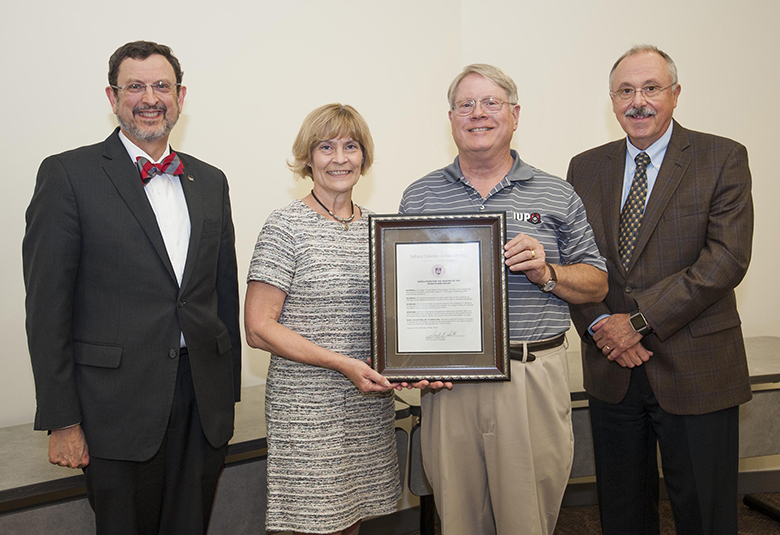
[247, 200, 401, 533]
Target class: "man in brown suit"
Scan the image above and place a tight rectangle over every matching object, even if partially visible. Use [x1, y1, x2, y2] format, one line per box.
[567, 45, 753, 535]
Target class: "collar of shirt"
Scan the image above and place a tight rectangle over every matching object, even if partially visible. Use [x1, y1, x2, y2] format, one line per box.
[621, 121, 674, 209]
[118, 130, 172, 171]
[444, 149, 535, 184]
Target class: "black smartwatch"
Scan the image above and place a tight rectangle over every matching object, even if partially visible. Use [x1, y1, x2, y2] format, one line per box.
[629, 310, 653, 336]
[538, 263, 557, 293]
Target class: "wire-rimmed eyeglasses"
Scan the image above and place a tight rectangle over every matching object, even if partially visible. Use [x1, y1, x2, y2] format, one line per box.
[110, 81, 181, 94]
[452, 97, 516, 116]
[610, 84, 676, 101]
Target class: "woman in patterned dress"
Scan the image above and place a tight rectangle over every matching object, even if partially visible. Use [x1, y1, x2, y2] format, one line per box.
[244, 104, 403, 535]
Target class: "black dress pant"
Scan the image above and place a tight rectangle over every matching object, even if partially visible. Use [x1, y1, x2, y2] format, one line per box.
[84, 351, 228, 535]
[588, 365, 739, 535]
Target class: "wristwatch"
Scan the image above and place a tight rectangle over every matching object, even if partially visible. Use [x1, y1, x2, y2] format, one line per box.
[629, 310, 653, 336]
[538, 263, 557, 293]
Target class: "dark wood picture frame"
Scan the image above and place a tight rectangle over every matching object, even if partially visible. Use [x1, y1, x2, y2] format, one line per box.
[369, 213, 509, 382]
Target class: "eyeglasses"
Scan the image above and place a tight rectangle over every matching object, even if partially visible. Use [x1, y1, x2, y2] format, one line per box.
[110, 81, 181, 94]
[452, 97, 516, 116]
[610, 84, 676, 101]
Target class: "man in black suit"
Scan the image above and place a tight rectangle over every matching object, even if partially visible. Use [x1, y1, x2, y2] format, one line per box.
[23, 41, 241, 535]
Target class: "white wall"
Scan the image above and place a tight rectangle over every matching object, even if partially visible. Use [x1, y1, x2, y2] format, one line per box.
[2, 0, 777, 427]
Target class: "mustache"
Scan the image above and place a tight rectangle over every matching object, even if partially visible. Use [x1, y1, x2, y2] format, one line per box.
[133, 103, 167, 115]
[625, 106, 656, 118]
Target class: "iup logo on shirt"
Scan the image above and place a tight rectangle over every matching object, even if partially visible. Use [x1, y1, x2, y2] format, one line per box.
[512, 212, 542, 224]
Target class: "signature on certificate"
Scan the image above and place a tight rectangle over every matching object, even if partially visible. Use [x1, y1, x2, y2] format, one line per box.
[425, 330, 460, 341]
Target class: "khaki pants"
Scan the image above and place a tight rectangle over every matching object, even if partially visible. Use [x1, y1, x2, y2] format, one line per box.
[421, 344, 573, 535]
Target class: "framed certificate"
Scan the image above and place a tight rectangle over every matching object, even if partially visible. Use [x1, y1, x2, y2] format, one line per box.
[369, 213, 510, 381]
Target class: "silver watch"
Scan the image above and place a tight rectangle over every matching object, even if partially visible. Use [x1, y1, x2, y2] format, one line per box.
[538, 263, 557, 293]
[629, 310, 653, 336]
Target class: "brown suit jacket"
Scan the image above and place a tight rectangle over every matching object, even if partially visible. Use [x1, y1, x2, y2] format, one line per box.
[567, 121, 753, 415]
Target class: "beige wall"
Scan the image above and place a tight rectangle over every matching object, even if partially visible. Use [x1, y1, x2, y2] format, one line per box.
[2, 0, 778, 427]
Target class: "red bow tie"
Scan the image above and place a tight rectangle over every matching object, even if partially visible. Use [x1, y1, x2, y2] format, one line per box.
[136, 152, 184, 185]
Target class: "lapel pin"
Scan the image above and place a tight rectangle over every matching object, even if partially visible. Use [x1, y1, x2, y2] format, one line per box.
[187, 175, 194, 182]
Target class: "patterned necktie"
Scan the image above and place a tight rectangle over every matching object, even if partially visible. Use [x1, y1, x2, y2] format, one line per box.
[136, 152, 184, 185]
[618, 152, 651, 270]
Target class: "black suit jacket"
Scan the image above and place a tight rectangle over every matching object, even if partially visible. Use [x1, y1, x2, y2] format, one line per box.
[567, 122, 753, 415]
[23, 128, 241, 461]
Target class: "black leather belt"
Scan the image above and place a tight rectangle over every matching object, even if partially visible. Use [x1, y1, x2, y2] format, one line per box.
[509, 333, 566, 363]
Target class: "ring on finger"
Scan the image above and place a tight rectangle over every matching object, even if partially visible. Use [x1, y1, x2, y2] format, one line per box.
[530, 249, 536, 259]
[604, 345, 611, 353]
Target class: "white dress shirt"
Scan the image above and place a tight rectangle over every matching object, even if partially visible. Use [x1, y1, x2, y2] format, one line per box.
[118, 131, 190, 347]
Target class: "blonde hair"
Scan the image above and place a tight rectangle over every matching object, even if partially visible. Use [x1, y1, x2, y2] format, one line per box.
[289, 103, 374, 179]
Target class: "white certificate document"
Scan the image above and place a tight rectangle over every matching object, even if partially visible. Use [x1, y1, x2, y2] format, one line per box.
[395, 241, 483, 353]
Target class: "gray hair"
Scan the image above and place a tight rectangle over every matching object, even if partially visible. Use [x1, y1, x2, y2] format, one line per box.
[447, 64, 518, 109]
[609, 45, 678, 89]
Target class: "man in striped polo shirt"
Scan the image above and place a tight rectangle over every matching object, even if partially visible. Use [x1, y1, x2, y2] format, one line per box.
[399, 64, 608, 535]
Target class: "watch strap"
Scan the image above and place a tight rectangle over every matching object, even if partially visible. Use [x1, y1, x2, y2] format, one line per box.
[547, 263, 557, 283]
[538, 263, 557, 292]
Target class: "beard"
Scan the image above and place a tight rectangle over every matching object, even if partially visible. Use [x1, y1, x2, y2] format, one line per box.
[116, 102, 179, 143]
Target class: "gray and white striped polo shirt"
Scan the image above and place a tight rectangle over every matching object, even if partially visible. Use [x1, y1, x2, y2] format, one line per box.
[399, 150, 606, 342]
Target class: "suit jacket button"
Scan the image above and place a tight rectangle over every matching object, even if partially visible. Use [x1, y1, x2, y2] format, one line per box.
[178, 300, 186, 308]
[169, 349, 177, 359]
[625, 286, 633, 293]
